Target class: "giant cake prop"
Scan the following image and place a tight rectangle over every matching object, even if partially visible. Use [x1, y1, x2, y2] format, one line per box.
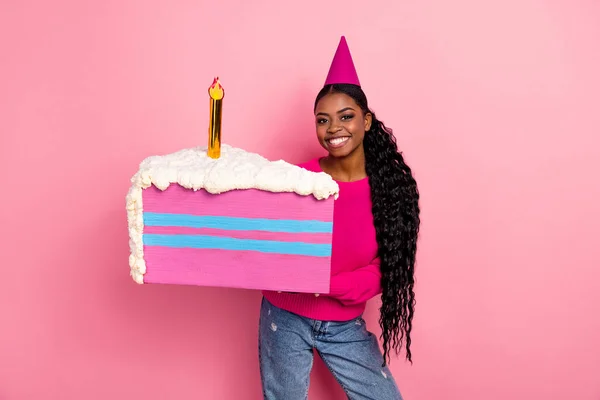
[126, 77, 339, 294]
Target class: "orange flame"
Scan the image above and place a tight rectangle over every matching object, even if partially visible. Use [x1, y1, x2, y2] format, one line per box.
[208, 77, 224, 100]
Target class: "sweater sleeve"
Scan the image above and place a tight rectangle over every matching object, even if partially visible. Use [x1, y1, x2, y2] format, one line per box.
[326, 257, 382, 306]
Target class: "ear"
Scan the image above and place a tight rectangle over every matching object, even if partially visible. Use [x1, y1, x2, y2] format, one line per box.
[364, 112, 372, 131]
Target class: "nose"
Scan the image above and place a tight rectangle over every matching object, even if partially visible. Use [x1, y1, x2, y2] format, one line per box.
[327, 122, 342, 134]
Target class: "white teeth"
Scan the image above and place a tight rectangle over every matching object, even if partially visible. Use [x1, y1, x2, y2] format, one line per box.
[329, 137, 349, 146]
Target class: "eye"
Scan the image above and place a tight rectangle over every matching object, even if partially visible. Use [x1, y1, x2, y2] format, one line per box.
[341, 114, 354, 121]
[316, 118, 328, 124]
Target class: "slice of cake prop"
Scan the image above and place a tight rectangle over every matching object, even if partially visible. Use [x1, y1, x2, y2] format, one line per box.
[126, 144, 339, 294]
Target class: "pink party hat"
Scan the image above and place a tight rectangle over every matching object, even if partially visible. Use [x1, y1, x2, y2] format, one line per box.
[324, 36, 361, 87]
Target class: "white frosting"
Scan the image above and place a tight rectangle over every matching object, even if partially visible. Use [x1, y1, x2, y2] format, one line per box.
[126, 144, 339, 284]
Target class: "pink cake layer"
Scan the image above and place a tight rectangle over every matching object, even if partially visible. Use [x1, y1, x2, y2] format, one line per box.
[142, 185, 333, 221]
[143, 247, 330, 293]
[141, 185, 334, 293]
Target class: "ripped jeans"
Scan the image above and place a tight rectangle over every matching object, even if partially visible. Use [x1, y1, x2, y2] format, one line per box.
[258, 297, 403, 400]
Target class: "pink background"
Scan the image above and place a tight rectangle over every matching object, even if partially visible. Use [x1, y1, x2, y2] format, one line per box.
[1, 0, 599, 399]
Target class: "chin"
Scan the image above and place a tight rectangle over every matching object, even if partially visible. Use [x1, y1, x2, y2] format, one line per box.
[328, 143, 360, 158]
[328, 148, 352, 158]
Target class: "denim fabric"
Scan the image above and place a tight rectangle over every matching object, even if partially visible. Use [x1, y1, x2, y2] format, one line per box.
[259, 297, 403, 400]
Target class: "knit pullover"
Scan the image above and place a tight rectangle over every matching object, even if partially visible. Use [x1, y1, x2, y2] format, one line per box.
[262, 157, 382, 321]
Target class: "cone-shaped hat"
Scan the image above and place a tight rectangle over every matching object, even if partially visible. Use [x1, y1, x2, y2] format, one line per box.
[324, 36, 360, 87]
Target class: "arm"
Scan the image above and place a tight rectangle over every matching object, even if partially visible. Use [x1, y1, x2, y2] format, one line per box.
[327, 258, 382, 306]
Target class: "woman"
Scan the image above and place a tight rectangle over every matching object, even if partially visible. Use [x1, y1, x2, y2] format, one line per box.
[259, 37, 420, 400]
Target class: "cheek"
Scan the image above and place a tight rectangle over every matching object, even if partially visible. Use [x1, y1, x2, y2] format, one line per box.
[316, 126, 327, 142]
[349, 122, 365, 139]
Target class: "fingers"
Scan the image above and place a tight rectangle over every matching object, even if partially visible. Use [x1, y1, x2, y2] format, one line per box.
[276, 291, 320, 297]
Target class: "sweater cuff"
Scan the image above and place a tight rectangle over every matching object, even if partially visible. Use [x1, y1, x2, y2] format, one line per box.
[328, 274, 352, 297]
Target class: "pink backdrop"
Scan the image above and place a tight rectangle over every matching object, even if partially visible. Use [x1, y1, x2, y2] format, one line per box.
[1, 0, 599, 399]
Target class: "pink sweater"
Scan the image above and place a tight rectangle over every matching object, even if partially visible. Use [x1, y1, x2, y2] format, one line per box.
[262, 157, 382, 321]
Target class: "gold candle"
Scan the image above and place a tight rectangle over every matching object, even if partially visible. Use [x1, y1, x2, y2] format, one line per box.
[207, 77, 224, 159]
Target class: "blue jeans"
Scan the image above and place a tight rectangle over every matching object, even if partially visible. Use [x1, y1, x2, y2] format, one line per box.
[258, 297, 403, 400]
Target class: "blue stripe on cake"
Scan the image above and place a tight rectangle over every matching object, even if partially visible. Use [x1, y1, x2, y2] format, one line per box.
[143, 234, 332, 257]
[143, 212, 333, 233]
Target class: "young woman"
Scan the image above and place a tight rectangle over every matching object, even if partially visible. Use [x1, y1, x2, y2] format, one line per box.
[259, 37, 420, 400]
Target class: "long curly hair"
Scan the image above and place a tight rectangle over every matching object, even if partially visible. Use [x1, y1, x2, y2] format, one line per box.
[314, 84, 421, 365]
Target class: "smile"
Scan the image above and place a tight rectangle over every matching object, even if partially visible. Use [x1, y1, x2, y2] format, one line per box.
[327, 137, 350, 148]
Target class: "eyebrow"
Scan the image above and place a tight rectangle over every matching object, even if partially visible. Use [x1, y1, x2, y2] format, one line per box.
[316, 107, 356, 117]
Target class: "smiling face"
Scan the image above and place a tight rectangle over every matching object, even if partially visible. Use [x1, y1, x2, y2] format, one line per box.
[314, 92, 372, 158]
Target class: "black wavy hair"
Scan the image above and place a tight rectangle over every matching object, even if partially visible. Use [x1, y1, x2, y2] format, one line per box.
[314, 84, 420, 365]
